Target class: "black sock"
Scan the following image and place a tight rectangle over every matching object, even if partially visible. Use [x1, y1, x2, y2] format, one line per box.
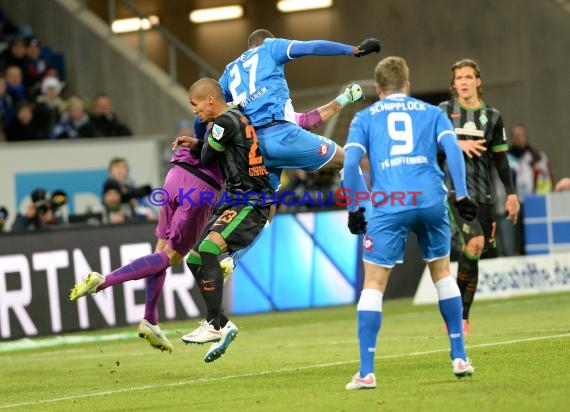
[219, 311, 229, 329]
[187, 252, 203, 281]
[457, 251, 479, 320]
[199, 251, 224, 330]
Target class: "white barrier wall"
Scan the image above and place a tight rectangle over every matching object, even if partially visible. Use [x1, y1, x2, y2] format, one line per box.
[413, 253, 570, 305]
[0, 137, 164, 229]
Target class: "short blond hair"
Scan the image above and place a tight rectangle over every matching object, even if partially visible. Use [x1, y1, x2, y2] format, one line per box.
[108, 157, 127, 171]
[374, 56, 409, 93]
[66, 96, 85, 112]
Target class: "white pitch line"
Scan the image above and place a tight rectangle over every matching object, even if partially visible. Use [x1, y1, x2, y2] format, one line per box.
[1, 332, 569, 410]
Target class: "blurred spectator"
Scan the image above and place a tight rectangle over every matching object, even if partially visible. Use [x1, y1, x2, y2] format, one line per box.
[23, 35, 48, 96]
[107, 156, 129, 181]
[0, 8, 32, 47]
[554, 177, 570, 192]
[5, 64, 26, 104]
[49, 189, 69, 223]
[5, 102, 42, 141]
[101, 179, 133, 224]
[0, 37, 26, 72]
[495, 124, 555, 256]
[105, 156, 135, 201]
[50, 96, 97, 139]
[11, 188, 68, 231]
[91, 93, 132, 137]
[0, 73, 14, 138]
[33, 76, 65, 136]
[99, 179, 152, 224]
[0, 11, 22, 51]
[43, 66, 63, 82]
[103, 157, 155, 220]
[0, 205, 8, 232]
[507, 124, 554, 196]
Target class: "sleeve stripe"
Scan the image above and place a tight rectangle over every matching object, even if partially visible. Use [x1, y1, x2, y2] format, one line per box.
[437, 130, 455, 143]
[208, 135, 225, 151]
[286, 41, 296, 60]
[491, 143, 508, 152]
[344, 142, 367, 155]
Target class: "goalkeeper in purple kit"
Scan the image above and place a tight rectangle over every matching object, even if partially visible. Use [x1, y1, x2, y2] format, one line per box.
[69, 114, 223, 353]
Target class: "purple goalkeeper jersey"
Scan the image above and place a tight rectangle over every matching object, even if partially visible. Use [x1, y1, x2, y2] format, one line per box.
[170, 148, 224, 188]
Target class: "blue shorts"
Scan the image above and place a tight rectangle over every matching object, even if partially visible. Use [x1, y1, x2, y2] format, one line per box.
[256, 122, 337, 189]
[363, 203, 451, 267]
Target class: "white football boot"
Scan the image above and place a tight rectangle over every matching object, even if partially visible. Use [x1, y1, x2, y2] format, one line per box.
[181, 320, 222, 344]
[203, 321, 239, 363]
[452, 358, 474, 378]
[345, 372, 377, 390]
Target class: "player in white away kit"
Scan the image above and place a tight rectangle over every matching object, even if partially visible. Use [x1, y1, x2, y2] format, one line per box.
[342, 57, 478, 390]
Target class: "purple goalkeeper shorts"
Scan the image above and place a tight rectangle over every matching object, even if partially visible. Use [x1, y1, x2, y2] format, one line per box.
[155, 165, 220, 255]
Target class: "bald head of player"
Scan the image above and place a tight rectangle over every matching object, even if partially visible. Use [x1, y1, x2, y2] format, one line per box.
[188, 78, 227, 122]
[248, 29, 275, 49]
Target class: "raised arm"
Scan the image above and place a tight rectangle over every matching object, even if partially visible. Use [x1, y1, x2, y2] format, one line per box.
[295, 83, 364, 130]
[288, 38, 380, 58]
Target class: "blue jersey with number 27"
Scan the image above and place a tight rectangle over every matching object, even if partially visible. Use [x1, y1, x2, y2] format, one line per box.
[345, 93, 455, 211]
[219, 38, 297, 127]
[219, 37, 354, 126]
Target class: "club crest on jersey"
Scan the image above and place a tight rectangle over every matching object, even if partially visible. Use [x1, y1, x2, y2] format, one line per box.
[363, 236, 373, 251]
[479, 112, 488, 126]
[212, 124, 225, 140]
[318, 143, 329, 157]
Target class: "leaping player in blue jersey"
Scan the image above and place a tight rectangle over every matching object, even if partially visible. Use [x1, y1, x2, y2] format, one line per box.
[342, 56, 479, 390]
[218, 29, 380, 190]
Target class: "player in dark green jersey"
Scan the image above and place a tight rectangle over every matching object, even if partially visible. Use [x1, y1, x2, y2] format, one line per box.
[174, 78, 275, 363]
[439, 59, 520, 335]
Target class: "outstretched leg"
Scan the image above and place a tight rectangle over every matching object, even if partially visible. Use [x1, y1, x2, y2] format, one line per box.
[69, 249, 173, 300]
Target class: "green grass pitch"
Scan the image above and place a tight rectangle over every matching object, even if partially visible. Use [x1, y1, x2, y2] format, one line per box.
[1, 292, 569, 411]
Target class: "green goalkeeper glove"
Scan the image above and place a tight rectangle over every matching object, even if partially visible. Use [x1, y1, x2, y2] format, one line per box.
[335, 83, 364, 108]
